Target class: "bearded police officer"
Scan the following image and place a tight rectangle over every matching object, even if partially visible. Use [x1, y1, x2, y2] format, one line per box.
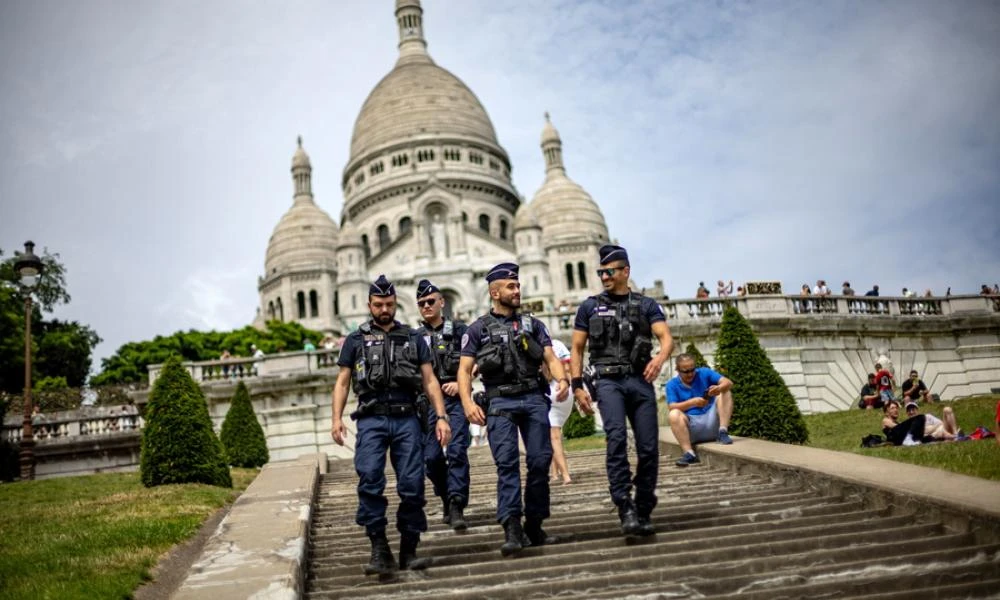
[331, 275, 452, 576]
[457, 262, 570, 557]
[415, 278, 472, 531]
[570, 245, 674, 537]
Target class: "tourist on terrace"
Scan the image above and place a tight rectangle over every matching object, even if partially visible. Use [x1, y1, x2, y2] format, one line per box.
[842, 282, 855, 296]
[250, 344, 265, 358]
[981, 284, 994, 296]
[717, 280, 733, 297]
[874, 362, 895, 404]
[865, 285, 880, 297]
[666, 354, 734, 467]
[800, 284, 811, 295]
[696, 282, 710, 299]
[320, 334, 336, 350]
[736, 285, 747, 296]
[902, 287, 915, 298]
[901, 370, 932, 404]
[303, 339, 316, 352]
[858, 374, 882, 410]
[813, 280, 831, 296]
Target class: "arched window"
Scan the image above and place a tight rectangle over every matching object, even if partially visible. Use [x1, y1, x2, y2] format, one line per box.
[479, 214, 490, 233]
[267, 301, 275, 320]
[565, 263, 576, 290]
[377, 224, 391, 251]
[351, 295, 357, 310]
[577, 262, 588, 289]
[462, 212, 468, 223]
[399, 216, 412, 236]
[499, 218, 509, 240]
[276, 297, 284, 321]
[333, 291, 339, 316]
[309, 290, 319, 318]
[361, 234, 371, 259]
[533, 275, 539, 292]
[297, 291, 306, 319]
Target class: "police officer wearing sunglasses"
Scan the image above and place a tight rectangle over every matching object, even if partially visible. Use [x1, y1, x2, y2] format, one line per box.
[415, 279, 472, 531]
[569, 244, 674, 538]
[330, 275, 451, 576]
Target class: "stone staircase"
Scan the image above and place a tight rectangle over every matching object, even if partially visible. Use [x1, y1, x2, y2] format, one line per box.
[305, 447, 1000, 599]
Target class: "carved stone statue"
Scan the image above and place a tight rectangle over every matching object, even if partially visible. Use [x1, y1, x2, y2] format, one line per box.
[429, 213, 447, 259]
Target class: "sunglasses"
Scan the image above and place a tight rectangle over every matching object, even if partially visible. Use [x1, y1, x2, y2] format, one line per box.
[417, 298, 438, 308]
[678, 368, 696, 375]
[596, 267, 622, 278]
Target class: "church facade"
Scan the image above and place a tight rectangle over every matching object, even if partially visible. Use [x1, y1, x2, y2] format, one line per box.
[255, 0, 611, 333]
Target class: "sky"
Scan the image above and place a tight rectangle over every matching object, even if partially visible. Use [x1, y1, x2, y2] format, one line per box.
[1, 0, 998, 373]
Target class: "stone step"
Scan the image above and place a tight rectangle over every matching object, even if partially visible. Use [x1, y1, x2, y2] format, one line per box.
[304, 447, 999, 599]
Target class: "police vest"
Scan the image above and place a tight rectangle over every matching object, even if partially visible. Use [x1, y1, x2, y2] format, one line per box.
[586, 292, 653, 372]
[475, 314, 545, 389]
[423, 319, 462, 384]
[351, 323, 423, 398]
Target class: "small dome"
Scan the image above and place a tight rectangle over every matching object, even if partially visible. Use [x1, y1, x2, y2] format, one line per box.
[336, 218, 362, 250]
[541, 112, 560, 145]
[265, 201, 339, 274]
[531, 176, 609, 244]
[292, 136, 311, 169]
[513, 200, 540, 231]
[396, 0, 421, 8]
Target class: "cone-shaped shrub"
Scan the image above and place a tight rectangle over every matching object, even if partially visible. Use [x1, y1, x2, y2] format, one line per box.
[220, 382, 269, 468]
[140, 357, 232, 487]
[714, 307, 808, 444]
[684, 342, 709, 368]
[562, 407, 596, 439]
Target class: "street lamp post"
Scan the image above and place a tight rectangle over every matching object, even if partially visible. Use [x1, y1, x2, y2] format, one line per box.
[14, 240, 43, 481]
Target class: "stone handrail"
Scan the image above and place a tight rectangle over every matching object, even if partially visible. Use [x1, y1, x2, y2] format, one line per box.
[147, 348, 340, 385]
[3, 410, 144, 444]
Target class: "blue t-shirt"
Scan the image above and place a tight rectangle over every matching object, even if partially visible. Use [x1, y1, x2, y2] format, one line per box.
[665, 367, 723, 416]
[573, 292, 666, 332]
[337, 320, 432, 369]
[460, 312, 552, 357]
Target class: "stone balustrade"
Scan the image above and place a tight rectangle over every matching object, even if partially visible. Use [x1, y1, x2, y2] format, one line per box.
[2, 410, 144, 444]
[148, 348, 340, 385]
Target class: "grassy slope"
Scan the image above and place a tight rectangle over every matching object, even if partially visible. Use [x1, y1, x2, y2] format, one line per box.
[0, 468, 257, 600]
[803, 395, 1000, 481]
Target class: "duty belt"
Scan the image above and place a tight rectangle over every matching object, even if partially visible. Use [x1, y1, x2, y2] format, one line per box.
[593, 364, 634, 378]
[351, 402, 417, 420]
[485, 382, 537, 399]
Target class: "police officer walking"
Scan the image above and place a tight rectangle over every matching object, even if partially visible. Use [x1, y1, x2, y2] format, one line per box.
[457, 263, 570, 556]
[569, 245, 674, 537]
[330, 275, 452, 576]
[415, 278, 472, 531]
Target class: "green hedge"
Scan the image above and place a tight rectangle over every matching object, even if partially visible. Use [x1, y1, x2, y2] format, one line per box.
[714, 307, 808, 444]
[140, 357, 232, 488]
[563, 407, 596, 439]
[220, 382, 269, 468]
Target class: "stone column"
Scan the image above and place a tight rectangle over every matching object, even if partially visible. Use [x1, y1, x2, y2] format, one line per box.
[414, 219, 428, 258]
[450, 215, 467, 254]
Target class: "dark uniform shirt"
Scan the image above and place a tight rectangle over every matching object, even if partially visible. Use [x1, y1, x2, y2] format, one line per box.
[572, 292, 666, 332]
[338, 320, 433, 369]
[460, 311, 553, 357]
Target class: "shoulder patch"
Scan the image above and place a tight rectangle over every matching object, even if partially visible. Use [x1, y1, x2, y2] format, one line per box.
[461, 333, 470, 350]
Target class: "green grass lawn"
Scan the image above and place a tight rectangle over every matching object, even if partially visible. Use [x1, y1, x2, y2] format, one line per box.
[0, 468, 257, 600]
[803, 395, 1000, 481]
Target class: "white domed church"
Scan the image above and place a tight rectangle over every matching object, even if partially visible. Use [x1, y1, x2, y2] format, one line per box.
[255, 0, 612, 333]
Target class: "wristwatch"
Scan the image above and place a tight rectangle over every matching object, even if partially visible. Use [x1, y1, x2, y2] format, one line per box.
[436, 414, 448, 421]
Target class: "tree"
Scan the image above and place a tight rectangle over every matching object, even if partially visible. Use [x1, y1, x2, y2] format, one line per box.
[220, 382, 269, 468]
[140, 357, 232, 488]
[0, 247, 101, 395]
[683, 342, 709, 368]
[562, 407, 596, 439]
[93, 321, 323, 386]
[714, 307, 808, 444]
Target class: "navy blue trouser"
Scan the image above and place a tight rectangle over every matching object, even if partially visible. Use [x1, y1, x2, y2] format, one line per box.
[354, 414, 427, 536]
[486, 391, 552, 523]
[595, 375, 659, 516]
[424, 395, 471, 508]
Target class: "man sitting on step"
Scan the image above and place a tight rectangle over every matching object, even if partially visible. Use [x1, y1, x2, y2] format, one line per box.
[665, 354, 735, 466]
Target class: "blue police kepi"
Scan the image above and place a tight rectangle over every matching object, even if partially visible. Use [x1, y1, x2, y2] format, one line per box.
[456, 263, 571, 557]
[328, 275, 451, 576]
[569, 244, 674, 538]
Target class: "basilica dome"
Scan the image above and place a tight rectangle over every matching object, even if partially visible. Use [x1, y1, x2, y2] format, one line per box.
[530, 115, 609, 244]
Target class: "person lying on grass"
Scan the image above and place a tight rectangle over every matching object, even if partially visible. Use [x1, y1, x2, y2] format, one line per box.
[881, 400, 960, 446]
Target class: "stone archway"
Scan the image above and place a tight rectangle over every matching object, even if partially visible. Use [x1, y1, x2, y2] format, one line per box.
[440, 288, 460, 320]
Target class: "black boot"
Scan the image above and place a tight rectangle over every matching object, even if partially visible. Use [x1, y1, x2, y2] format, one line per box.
[524, 517, 561, 546]
[441, 496, 451, 525]
[500, 516, 525, 557]
[618, 500, 641, 537]
[364, 531, 397, 576]
[398, 533, 432, 570]
[449, 497, 467, 531]
[636, 513, 655, 537]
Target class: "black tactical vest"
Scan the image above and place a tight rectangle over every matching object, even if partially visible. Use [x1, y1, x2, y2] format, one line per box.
[423, 319, 463, 383]
[351, 322, 423, 398]
[475, 314, 545, 389]
[586, 292, 653, 372]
